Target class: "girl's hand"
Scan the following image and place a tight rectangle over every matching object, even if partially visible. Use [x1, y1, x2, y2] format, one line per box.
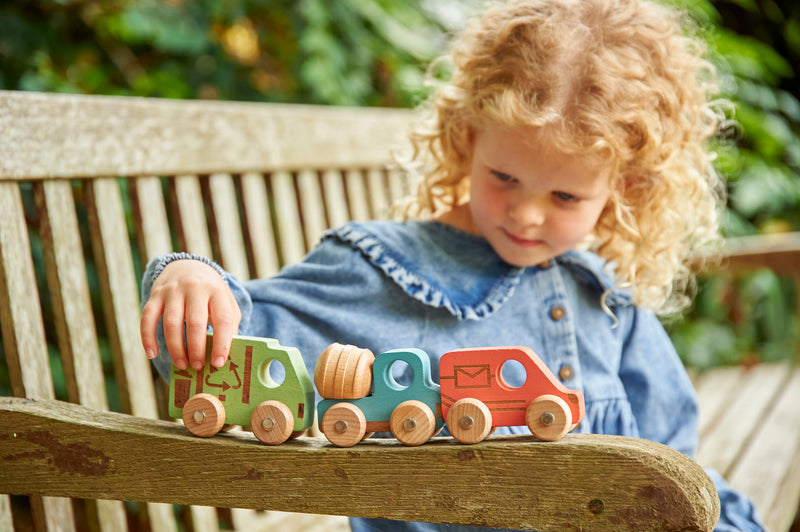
[140, 260, 241, 371]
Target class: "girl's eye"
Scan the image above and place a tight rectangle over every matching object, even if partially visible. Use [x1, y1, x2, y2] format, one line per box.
[491, 170, 514, 182]
[554, 191, 578, 202]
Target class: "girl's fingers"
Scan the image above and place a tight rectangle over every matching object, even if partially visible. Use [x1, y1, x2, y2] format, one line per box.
[185, 297, 210, 370]
[208, 291, 241, 368]
[140, 297, 165, 360]
[162, 298, 189, 370]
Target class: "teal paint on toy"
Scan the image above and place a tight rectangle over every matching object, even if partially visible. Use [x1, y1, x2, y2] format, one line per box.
[169, 333, 315, 432]
[318, 348, 443, 432]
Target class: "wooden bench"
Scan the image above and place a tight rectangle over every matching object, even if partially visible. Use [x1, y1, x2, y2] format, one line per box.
[694, 232, 800, 532]
[0, 89, 794, 531]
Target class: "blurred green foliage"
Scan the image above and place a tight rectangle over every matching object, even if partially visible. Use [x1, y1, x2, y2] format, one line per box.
[665, 0, 800, 368]
[0, 0, 798, 370]
[0, 0, 449, 106]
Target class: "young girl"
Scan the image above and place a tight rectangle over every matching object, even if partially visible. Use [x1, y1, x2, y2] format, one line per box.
[141, 0, 764, 530]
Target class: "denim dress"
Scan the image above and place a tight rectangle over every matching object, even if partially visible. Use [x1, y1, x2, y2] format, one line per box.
[143, 220, 764, 532]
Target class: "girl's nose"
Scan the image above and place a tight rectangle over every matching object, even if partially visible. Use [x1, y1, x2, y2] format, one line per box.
[509, 194, 546, 226]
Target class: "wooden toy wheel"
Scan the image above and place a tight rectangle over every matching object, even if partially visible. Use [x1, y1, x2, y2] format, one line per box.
[321, 403, 367, 447]
[183, 393, 226, 437]
[250, 400, 294, 445]
[390, 400, 436, 446]
[526, 394, 572, 441]
[315, 343, 374, 400]
[446, 398, 492, 444]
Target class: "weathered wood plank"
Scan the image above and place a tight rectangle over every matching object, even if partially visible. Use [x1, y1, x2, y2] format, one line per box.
[86, 179, 177, 532]
[171, 175, 213, 258]
[205, 173, 250, 281]
[0, 183, 54, 400]
[0, 398, 720, 532]
[85, 179, 157, 418]
[366, 168, 390, 220]
[717, 233, 800, 275]
[239, 172, 280, 279]
[727, 365, 800, 532]
[0, 90, 412, 180]
[34, 180, 130, 532]
[345, 169, 371, 221]
[0, 183, 76, 532]
[131, 176, 174, 260]
[321, 169, 351, 228]
[34, 181, 107, 410]
[130, 177, 217, 532]
[271, 171, 306, 265]
[693, 365, 747, 439]
[0, 495, 11, 531]
[297, 169, 328, 250]
[696, 364, 785, 476]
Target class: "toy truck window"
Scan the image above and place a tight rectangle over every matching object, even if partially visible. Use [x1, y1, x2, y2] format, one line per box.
[500, 359, 526, 388]
[258, 358, 286, 388]
[386, 359, 412, 390]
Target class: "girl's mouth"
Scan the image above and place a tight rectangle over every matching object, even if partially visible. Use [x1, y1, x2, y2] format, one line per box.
[502, 229, 543, 248]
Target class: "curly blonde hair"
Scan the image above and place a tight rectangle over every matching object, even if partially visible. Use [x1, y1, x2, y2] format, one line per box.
[398, 0, 726, 315]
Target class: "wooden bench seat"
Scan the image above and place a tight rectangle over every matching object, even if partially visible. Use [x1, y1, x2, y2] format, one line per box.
[0, 90, 797, 531]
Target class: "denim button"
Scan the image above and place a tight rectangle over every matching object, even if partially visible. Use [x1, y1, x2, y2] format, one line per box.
[550, 306, 566, 321]
[559, 365, 574, 381]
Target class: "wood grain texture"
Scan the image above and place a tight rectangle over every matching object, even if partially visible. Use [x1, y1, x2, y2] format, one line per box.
[34, 181, 107, 410]
[34, 181, 131, 532]
[694, 361, 800, 532]
[239, 172, 280, 278]
[0, 90, 413, 179]
[715, 233, 800, 275]
[0, 397, 720, 532]
[0, 184, 77, 532]
[85, 179, 157, 419]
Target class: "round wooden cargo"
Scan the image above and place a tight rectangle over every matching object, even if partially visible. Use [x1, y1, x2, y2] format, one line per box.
[314, 343, 375, 399]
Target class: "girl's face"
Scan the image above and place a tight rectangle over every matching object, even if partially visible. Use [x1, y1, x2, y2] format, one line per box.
[464, 124, 613, 267]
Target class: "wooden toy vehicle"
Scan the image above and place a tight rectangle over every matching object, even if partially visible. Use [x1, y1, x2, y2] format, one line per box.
[439, 346, 585, 444]
[315, 343, 443, 447]
[316, 343, 584, 447]
[170, 334, 315, 445]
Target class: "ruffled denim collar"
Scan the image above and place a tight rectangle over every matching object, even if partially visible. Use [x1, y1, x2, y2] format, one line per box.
[324, 221, 629, 320]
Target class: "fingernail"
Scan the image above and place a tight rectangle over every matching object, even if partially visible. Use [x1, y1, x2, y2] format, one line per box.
[145, 348, 156, 360]
[214, 357, 225, 367]
[175, 359, 187, 370]
[192, 361, 204, 370]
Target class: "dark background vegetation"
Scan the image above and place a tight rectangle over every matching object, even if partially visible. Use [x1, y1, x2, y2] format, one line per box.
[1, 0, 798, 371]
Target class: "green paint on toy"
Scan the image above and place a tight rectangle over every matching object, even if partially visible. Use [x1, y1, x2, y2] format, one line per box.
[169, 333, 315, 432]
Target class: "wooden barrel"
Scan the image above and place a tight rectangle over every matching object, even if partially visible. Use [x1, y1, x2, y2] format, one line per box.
[314, 343, 374, 399]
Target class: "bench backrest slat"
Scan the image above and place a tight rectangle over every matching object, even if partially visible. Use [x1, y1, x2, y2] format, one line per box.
[132, 176, 174, 259]
[271, 170, 309, 266]
[206, 173, 251, 281]
[34, 180, 107, 410]
[322, 169, 352, 229]
[0, 183, 54, 400]
[86, 179, 158, 419]
[171, 175, 215, 259]
[239, 172, 281, 278]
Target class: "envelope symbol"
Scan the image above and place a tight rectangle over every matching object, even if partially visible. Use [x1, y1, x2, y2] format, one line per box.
[453, 364, 492, 389]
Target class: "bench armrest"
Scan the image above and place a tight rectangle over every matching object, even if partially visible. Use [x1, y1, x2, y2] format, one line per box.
[0, 397, 719, 531]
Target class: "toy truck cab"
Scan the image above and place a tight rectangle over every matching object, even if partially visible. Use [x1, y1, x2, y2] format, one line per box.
[316, 345, 443, 447]
[170, 334, 315, 445]
[439, 346, 585, 443]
